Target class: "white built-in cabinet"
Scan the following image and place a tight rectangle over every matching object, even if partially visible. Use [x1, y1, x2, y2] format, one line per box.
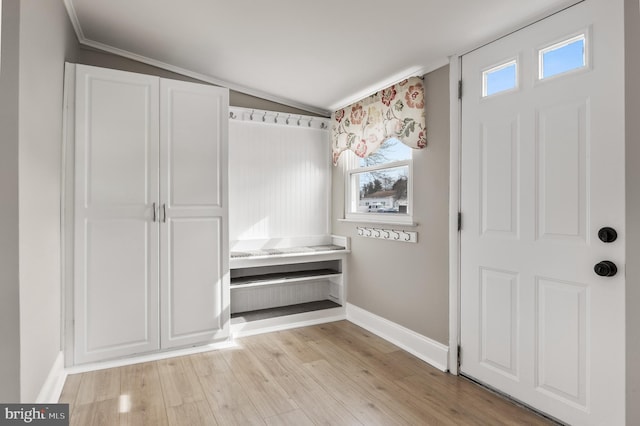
[69, 64, 229, 364]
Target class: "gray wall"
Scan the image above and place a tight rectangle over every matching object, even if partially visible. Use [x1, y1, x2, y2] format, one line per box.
[0, 0, 78, 402]
[17, 0, 78, 402]
[332, 65, 450, 344]
[625, 0, 640, 423]
[0, 0, 23, 403]
[77, 47, 320, 116]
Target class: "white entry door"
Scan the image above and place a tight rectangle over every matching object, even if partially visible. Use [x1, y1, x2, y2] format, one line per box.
[460, 2, 625, 425]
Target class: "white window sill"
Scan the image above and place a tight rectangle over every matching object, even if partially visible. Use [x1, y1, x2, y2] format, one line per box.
[338, 216, 418, 227]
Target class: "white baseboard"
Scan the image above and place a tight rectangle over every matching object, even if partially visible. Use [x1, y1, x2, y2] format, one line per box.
[61, 306, 445, 379]
[36, 352, 67, 403]
[346, 303, 449, 372]
[65, 340, 238, 375]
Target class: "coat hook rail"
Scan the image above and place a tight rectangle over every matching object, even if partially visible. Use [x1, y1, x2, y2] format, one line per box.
[228, 106, 331, 130]
[356, 226, 417, 243]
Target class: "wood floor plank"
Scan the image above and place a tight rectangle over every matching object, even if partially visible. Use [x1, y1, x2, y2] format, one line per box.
[119, 362, 168, 426]
[68, 401, 97, 426]
[304, 336, 452, 425]
[313, 322, 418, 381]
[338, 320, 402, 354]
[222, 346, 299, 419]
[304, 358, 406, 426]
[242, 333, 363, 425]
[60, 321, 555, 426]
[157, 356, 207, 408]
[165, 400, 218, 426]
[269, 330, 324, 364]
[75, 368, 121, 406]
[192, 350, 265, 426]
[88, 398, 119, 426]
[58, 372, 82, 415]
[264, 409, 314, 426]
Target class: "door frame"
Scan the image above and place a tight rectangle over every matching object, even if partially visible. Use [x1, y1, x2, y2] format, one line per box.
[447, 0, 584, 375]
[61, 62, 76, 368]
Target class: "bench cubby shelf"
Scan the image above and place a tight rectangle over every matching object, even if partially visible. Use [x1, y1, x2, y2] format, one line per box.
[229, 236, 349, 333]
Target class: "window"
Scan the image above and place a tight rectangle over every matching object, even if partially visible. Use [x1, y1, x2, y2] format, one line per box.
[345, 138, 413, 224]
[482, 59, 518, 97]
[538, 34, 587, 80]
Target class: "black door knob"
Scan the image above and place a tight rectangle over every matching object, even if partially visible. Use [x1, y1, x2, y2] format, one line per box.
[598, 227, 618, 243]
[594, 261, 617, 277]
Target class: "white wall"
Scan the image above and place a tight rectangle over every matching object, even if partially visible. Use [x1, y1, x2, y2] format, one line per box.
[17, 0, 78, 402]
[0, 0, 22, 403]
[625, 0, 640, 423]
[229, 120, 331, 248]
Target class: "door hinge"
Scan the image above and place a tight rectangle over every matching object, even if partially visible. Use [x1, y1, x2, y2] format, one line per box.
[457, 345, 462, 368]
[457, 212, 462, 231]
[458, 80, 463, 100]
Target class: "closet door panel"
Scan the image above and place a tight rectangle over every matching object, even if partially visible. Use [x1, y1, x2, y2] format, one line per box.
[74, 65, 160, 364]
[166, 89, 223, 207]
[84, 219, 152, 351]
[160, 79, 229, 349]
[165, 218, 223, 339]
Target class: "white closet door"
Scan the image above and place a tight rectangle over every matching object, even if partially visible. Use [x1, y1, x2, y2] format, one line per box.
[74, 65, 160, 364]
[159, 79, 229, 349]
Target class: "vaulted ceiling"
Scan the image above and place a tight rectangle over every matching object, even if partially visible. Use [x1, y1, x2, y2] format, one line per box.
[65, 0, 575, 116]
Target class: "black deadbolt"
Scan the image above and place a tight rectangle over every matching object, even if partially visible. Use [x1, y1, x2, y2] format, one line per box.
[594, 260, 617, 277]
[598, 227, 618, 243]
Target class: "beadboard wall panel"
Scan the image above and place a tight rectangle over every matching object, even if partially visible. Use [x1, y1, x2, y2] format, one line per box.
[229, 121, 330, 248]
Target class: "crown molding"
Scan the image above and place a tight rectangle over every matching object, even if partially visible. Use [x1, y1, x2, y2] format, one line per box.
[62, 0, 330, 117]
[327, 58, 449, 112]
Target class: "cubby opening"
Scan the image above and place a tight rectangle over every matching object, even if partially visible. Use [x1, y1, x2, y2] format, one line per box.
[230, 259, 343, 323]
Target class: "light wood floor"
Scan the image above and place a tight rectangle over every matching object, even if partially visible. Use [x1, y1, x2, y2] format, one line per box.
[59, 321, 554, 425]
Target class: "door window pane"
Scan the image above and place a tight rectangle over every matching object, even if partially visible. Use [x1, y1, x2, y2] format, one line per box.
[539, 35, 586, 79]
[483, 60, 517, 97]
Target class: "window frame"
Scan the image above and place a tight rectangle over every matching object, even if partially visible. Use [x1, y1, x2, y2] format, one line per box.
[343, 150, 415, 225]
[535, 28, 591, 84]
[481, 57, 519, 99]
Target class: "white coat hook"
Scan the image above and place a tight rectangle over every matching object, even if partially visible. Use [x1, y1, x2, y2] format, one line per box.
[308, 117, 313, 127]
[286, 114, 291, 125]
[262, 111, 267, 122]
[250, 110, 255, 120]
[274, 113, 279, 123]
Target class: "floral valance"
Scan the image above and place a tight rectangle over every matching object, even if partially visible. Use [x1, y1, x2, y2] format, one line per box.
[331, 76, 426, 165]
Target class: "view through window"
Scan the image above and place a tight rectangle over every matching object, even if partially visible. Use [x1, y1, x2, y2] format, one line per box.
[347, 138, 412, 221]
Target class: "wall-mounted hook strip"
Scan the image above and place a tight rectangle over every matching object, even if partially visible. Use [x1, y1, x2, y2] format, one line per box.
[356, 226, 417, 243]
